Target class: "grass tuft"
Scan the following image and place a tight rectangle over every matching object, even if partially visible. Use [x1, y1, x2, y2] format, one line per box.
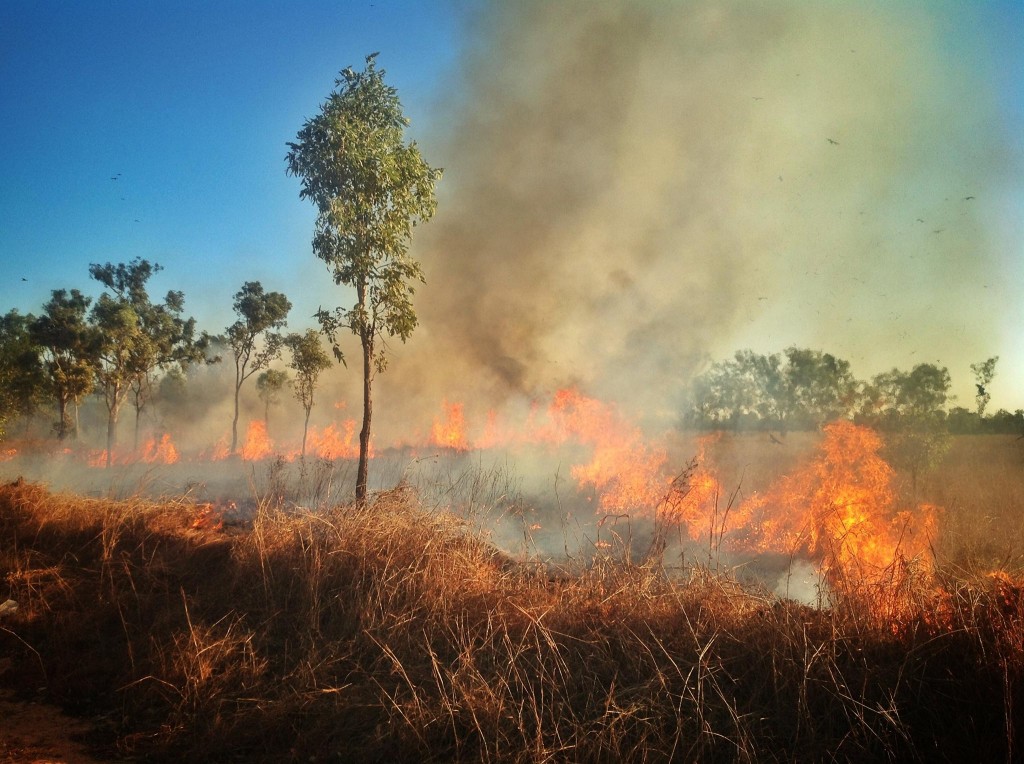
[0, 476, 1022, 762]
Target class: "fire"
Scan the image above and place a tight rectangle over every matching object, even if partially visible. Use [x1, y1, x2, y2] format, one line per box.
[81, 433, 182, 467]
[139, 433, 179, 464]
[306, 421, 360, 460]
[240, 420, 273, 461]
[548, 388, 671, 512]
[430, 401, 469, 451]
[724, 421, 939, 616]
[659, 434, 749, 540]
[0, 389, 943, 618]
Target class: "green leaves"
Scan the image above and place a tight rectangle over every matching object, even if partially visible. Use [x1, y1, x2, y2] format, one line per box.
[286, 56, 440, 361]
[288, 55, 441, 498]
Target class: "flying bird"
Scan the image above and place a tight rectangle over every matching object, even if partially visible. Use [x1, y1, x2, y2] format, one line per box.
[964, 196, 975, 200]
[826, 138, 839, 145]
[21, 277, 27, 282]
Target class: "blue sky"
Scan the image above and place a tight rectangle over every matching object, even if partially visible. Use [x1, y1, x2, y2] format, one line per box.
[1, 1, 1022, 413]
[0, 0, 463, 331]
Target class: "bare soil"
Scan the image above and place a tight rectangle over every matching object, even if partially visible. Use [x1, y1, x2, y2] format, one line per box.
[0, 689, 106, 764]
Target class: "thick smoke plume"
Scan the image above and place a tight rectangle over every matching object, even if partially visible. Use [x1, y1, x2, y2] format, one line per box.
[370, 0, 1009, 437]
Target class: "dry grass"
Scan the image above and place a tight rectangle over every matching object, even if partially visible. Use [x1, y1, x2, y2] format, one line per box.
[920, 435, 1024, 573]
[0, 471, 1022, 762]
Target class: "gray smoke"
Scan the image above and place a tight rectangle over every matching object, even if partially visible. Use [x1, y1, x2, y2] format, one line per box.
[372, 0, 1010, 437]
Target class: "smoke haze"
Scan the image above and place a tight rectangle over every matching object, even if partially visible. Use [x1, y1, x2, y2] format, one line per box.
[368, 0, 1014, 436]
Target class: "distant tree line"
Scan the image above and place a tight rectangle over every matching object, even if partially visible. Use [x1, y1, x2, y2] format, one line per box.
[0, 259, 339, 465]
[683, 347, 1018, 436]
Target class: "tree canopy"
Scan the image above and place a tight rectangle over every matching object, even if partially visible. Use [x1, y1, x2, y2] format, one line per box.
[225, 281, 291, 455]
[89, 258, 209, 465]
[286, 54, 441, 500]
[29, 289, 98, 439]
[285, 330, 332, 459]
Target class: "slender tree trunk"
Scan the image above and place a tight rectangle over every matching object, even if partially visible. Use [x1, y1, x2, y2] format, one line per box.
[105, 404, 120, 469]
[231, 378, 242, 455]
[134, 405, 141, 453]
[356, 329, 372, 503]
[301, 406, 310, 460]
[104, 380, 124, 469]
[56, 394, 68, 440]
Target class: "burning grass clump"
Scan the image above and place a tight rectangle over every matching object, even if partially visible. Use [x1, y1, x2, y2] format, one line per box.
[0, 477, 1022, 762]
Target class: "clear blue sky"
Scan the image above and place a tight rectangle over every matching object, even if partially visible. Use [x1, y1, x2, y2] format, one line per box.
[0, 0, 464, 332]
[1, 1, 1023, 412]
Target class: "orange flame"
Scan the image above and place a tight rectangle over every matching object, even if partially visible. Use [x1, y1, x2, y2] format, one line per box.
[548, 388, 671, 512]
[430, 400, 469, 451]
[720, 422, 939, 616]
[240, 420, 273, 461]
[306, 421, 360, 460]
[139, 433, 180, 464]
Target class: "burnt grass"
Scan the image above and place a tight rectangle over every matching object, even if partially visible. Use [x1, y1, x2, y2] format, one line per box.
[0, 477, 1022, 763]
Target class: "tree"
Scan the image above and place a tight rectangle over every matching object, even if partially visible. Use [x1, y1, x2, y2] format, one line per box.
[90, 258, 211, 465]
[861, 363, 952, 493]
[256, 369, 290, 436]
[225, 282, 291, 455]
[29, 290, 98, 439]
[685, 347, 858, 432]
[970, 356, 999, 418]
[781, 347, 858, 430]
[286, 54, 442, 500]
[0, 310, 45, 437]
[285, 330, 332, 459]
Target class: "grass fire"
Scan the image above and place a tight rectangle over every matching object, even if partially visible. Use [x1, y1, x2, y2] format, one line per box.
[2, 1, 1023, 761]
[2, 388, 1024, 761]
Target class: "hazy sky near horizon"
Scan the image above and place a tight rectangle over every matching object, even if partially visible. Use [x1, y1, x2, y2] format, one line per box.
[1, 0, 1022, 420]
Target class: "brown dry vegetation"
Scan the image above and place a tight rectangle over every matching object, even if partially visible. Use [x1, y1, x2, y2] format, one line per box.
[1, 441, 1023, 762]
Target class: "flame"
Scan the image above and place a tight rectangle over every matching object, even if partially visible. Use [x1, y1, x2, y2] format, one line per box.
[306, 421, 361, 460]
[659, 434, 746, 540]
[240, 420, 273, 461]
[139, 433, 180, 464]
[430, 400, 469, 451]
[0, 448, 16, 462]
[725, 421, 938, 617]
[548, 388, 671, 512]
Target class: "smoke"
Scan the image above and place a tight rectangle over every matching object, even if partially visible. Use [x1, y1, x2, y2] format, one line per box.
[374, 0, 1011, 434]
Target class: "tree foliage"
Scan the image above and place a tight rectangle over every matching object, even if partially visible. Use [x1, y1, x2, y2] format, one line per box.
[286, 54, 441, 499]
[686, 347, 858, 432]
[225, 281, 291, 455]
[285, 330, 332, 458]
[969, 356, 999, 417]
[857, 363, 953, 492]
[89, 258, 210, 465]
[0, 310, 45, 438]
[256, 369, 290, 435]
[29, 290, 98, 439]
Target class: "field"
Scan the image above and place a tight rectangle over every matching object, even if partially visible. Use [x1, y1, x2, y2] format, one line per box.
[0, 433, 1022, 762]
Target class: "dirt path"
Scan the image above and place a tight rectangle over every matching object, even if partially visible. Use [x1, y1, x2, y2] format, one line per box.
[0, 690, 106, 764]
